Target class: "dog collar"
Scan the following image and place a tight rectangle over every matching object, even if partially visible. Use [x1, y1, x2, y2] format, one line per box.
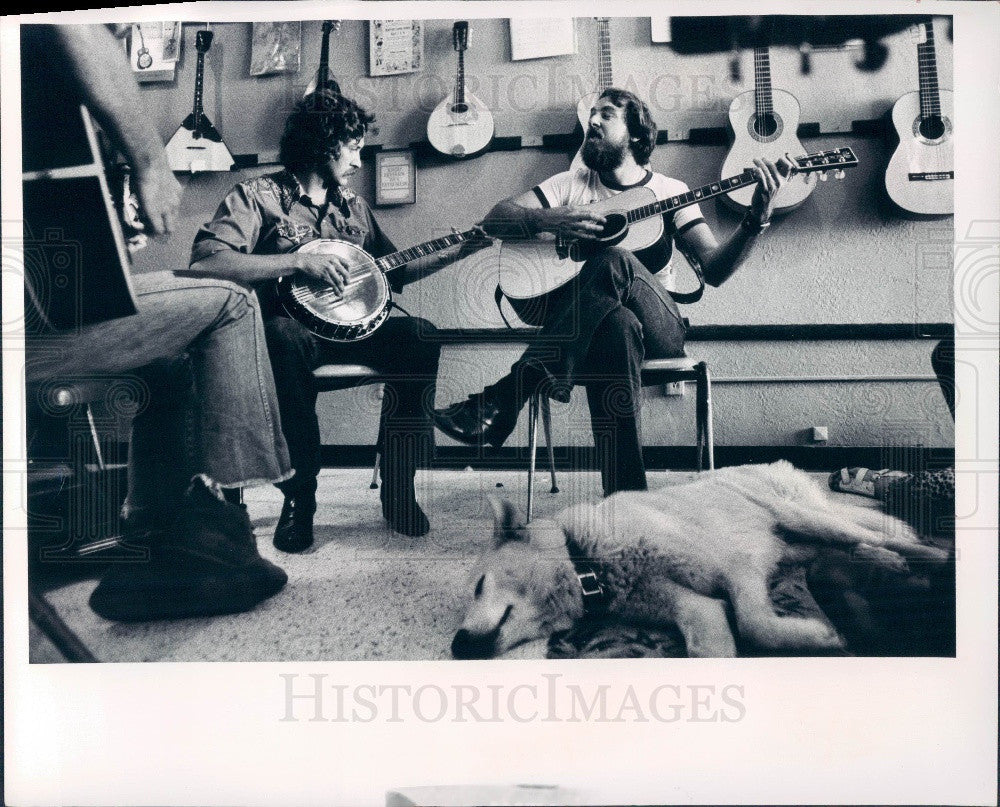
[565, 534, 611, 618]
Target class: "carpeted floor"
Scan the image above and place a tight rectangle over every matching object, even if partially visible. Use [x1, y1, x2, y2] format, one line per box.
[29, 469, 952, 663]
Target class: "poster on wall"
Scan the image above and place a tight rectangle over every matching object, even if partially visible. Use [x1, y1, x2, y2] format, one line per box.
[130, 21, 181, 83]
[249, 21, 303, 77]
[369, 20, 423, 76]
[508, 17, 576, 60]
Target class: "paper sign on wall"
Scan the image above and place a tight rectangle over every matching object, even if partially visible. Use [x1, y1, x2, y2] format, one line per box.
[650, 18, 672, 43]
[509, 17, 576, 61]
[369, 20, 424, 76]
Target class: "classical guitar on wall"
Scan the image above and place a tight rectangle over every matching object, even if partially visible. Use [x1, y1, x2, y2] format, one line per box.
[884, 19, 953, 216]
[426, 21, 494, 159]
[498, 148, 858, 301]
[164, 29, 234, 173]
[304, 20, 342, 97]
[570, 17, 615, 171]
[720, 47, 815, 213]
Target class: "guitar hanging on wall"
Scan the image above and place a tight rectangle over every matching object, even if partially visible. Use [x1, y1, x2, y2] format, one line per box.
[720, 47, 815, 213]
[426, 21, 494, 159]
[498, 148, 858, 301]
[304, 20, 342, 97]
[884, 19, 953, 216]
[165, 29, 235, 173]
[570, 17, 618, 171]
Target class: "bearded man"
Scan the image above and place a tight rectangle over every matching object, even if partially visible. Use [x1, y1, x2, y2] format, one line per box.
[434, 88, 792, 495]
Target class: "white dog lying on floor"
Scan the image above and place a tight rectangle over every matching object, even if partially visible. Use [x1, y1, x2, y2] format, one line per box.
[451, 461, 950, 659]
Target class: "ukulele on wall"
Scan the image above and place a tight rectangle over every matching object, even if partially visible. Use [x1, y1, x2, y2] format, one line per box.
[426, 21, 494, 159]
[304, 20, 342, 97]
[165, 29, 234, 173]
[884, 18, 953, 216]
[720, 47, 815, 213]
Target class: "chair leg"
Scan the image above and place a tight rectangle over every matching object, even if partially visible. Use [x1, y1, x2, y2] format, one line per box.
[370, 431, 383, 489]
[540, 394, 559, 494]
[695, 370, 706, 472]
[703, 364, 715, 470]
[527, 392, 540, 523]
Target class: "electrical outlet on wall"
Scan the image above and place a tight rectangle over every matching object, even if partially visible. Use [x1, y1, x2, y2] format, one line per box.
[663, 382, 686, 397]
[811, 426, 829, 442]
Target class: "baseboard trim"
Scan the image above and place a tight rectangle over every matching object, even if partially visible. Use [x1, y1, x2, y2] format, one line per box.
[323, 445, 954, 473]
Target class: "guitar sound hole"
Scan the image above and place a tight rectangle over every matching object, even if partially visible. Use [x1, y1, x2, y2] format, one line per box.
[753, 113, 779, 139]
[596, 213, 628, 243]
[919, 115, 946, 140]
[451, 103, 469, 114]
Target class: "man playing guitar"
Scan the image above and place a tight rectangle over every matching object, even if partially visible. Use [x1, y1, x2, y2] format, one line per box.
[189, 91, 442, 547]
[435, 88, 793, 496]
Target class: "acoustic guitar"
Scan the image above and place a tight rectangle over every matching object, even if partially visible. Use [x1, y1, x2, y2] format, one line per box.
[426, 21, 494, 159]
[720, 47, 815, 213]
[277, 229, 487, 342]
[498, 148, 858, 301]
[304, 20, 342, 97]
[884, 19, 953, 216]
[22, 103, 140, 330]
[164, 29, 235, 173]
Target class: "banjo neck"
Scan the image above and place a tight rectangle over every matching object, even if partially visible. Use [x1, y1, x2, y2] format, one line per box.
[375, 229, 481, 273]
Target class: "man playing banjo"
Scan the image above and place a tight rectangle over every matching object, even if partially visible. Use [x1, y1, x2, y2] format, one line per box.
[189, 91, 441, 547]
[434, 88, 793, 497]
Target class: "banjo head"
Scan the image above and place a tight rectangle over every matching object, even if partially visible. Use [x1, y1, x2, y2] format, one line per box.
[290, 239, 389, 327]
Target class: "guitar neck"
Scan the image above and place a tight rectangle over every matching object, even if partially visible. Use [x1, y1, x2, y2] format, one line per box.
[193, 51, 205, 126]
[917, 21, 942, 118]
[625, 172, 758, 225]
[376, 229, 478, 273]
[753, 47, 774, 118]
[317, 32, 331, 91]
[456, 48, 466, 105]
[596, 18, 613, 90]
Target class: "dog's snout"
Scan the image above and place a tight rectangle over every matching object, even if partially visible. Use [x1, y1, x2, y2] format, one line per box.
[451, 629, 496, 660]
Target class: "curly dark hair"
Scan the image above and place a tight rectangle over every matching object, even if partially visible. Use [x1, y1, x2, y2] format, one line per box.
[598, 88, 657, 165]
[279, 90, 376, 172]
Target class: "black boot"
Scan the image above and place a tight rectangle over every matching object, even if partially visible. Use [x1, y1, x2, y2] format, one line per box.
[432, 364, 545, 448]
[273, 490, 317, 553]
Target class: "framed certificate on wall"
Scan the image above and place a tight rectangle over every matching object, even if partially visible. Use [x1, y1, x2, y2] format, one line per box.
[374, 150, 416, 206]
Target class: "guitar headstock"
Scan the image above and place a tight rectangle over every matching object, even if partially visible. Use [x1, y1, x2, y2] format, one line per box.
[453, 21, 469, 52]
[792, 147, 858, 181]
[195, 29, 214, 54]
[322, 20, 341, 36]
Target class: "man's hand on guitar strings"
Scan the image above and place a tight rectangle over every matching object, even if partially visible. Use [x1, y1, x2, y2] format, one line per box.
[749, 155, 794, 225]
[295, 251, 352, 296]
[546, 205, 607, 241]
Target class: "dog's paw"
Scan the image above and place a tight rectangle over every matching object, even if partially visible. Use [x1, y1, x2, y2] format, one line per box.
[852, 543, 911, 575]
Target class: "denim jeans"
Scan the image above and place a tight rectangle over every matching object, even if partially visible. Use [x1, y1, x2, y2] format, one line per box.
[506, 247, 688, 496]
[25, 271, 293, 524]
[263, 314, 440, 502]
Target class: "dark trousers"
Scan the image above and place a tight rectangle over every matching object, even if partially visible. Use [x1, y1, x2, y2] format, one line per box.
[264, 314, 440, 502]
[507, 247, 687, 496]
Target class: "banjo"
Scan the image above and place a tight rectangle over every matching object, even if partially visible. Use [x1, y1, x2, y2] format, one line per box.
[277, 230, 485, 342]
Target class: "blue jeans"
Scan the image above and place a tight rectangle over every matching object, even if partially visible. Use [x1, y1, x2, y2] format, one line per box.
[25, 271, 293, 524]
[507, 247, 688, 495]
